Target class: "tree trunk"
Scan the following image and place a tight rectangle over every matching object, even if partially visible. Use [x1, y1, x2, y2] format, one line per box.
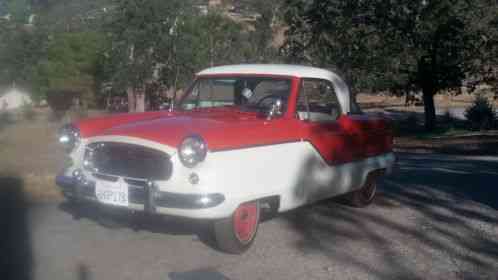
[135, 93, 145, 112]
[127, 87, 135, 113]
[173, 67, 180, 106]
[423, 88, 436, 131]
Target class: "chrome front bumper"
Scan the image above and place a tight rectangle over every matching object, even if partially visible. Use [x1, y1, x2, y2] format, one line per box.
[55, 175, 225, 213]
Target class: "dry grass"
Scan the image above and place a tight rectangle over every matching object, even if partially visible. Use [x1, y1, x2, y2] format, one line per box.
[0, 114, 65, 202]
[0, 109, 109, 202]
[356, 91, 498, 111]
[394, 132, 498, 155]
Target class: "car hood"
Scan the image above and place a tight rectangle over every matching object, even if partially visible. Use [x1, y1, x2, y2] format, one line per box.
[91, 109, 297, 151]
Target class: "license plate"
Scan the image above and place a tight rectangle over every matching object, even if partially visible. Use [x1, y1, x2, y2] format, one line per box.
[95, 179, 129, 207]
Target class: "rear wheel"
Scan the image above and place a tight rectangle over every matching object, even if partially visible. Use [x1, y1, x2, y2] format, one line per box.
[213, 201, 260, 254]
[347, 172, 378, 207]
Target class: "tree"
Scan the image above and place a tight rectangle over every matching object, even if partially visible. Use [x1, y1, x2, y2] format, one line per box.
[0, 0, 49, 94]
[158, 11, 251, 90]
[31, 31, 108, 106]
[0, 0, 113, 107]
[33, 0, 115, 32]
[4, 0, 31, 23]
[0, 0, 27, 77]
[282, 0, 498, 130]
[237, 0, 284, 62]
[103, 0, 194, 112]
[104, 1, 255, 111]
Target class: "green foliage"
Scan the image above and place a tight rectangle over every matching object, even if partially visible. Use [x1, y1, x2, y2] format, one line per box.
[282, 1, 387, 90]
[102, 0, 193, 91]
[104, 0, 266, 93]
[465, 95, 496, 131]
[45, 89, 80, 119]
[33, 0, 115, 32]
[0, 0, 113, 108]
[0, 24, 47, 86]
[30, 31, 109, 103]
[283, 0, 494, 90]
[4, 0, 31, 23]
[282, 0, 498, 130]
[0, 0, 286, 113]
[0, 110, 14, 130]
[159, 11, 254, 89]
[1, 0, 284, 112]
[0, 0, 46, 86]
[237, 0, 284, 62]
[21, 101, 37, 121]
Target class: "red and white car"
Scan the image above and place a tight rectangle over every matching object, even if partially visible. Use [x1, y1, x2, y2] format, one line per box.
[56, 64, 395, 253]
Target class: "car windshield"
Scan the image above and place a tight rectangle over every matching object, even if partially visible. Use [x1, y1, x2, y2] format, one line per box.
[179, 76, 292, 112]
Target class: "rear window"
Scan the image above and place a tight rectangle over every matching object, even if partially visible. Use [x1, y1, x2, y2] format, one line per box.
[350, 94, 363, 114]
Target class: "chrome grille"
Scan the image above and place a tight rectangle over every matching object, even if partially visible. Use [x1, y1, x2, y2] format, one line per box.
[85, 142, 172, 180]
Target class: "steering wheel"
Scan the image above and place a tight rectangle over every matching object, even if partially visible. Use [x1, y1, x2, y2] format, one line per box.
[255, 94, 286, 108]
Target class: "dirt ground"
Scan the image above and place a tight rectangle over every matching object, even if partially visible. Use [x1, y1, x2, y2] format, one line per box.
[0, 118, 64, 201]
[394, 133, 498, 155]
[13, 153, 498, 280]
[356, 90, 498, 110]
[0, 109, 106, 202]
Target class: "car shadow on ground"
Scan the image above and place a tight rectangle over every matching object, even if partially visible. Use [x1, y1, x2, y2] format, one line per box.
[168, 267, 230, 280]
[0, 175, 33, 280]
[284, 152, 498, 279]
[58, 200, 219, 250]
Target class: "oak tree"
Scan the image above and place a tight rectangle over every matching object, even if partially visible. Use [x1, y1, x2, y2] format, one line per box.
[282, 0, 498, 130]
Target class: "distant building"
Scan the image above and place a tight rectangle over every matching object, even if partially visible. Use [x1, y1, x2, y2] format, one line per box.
[0, 85, 32, 110]
[208, 0, 223, 7]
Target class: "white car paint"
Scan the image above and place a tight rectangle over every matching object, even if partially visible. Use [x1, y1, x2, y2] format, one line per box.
[65, 135, 395, 219]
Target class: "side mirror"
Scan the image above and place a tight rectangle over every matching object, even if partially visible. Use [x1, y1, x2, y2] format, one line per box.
[266, 98, 283, 120]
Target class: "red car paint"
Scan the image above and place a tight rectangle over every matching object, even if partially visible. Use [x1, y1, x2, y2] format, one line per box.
[75, 76, 392, 165]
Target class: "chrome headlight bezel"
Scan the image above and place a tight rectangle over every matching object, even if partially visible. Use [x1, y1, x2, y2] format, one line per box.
[58, 124, 80, 153]
[178, 136, 207, 168]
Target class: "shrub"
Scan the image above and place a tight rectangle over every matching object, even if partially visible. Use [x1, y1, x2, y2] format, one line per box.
[464, 95, 496, 131]
[0, 111, 13, 129]
[21, 102, 37, 121]
[441, 110, 459, 130]
[46, 89, 80, 120]
[404, 113, 419, 128]
[442, 111, 453, 124]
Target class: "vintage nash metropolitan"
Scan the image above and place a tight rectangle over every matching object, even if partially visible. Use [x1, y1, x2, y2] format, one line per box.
[56, 64, 395, 254]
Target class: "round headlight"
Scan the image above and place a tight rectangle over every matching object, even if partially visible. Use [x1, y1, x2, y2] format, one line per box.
[179, 136, 207, 168]
[58, 124, 80, 152]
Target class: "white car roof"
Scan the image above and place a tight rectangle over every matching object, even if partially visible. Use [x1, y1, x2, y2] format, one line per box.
[198, 64, 334, 79]
[197, 64, 352, 113]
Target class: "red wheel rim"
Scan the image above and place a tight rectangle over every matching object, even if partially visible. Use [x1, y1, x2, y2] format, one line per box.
[233, 202, 259, 244]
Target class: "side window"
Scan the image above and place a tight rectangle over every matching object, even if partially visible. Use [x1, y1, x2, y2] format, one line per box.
[296, 79, 342, 122]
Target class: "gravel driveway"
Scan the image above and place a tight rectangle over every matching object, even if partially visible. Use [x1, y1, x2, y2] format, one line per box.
[2, 153, 497, 280]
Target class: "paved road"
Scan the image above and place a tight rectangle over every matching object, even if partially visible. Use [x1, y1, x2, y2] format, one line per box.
[2, 153, 498, 280]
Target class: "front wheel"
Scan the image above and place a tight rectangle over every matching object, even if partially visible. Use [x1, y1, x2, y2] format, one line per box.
[213, 201, 260, 254]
